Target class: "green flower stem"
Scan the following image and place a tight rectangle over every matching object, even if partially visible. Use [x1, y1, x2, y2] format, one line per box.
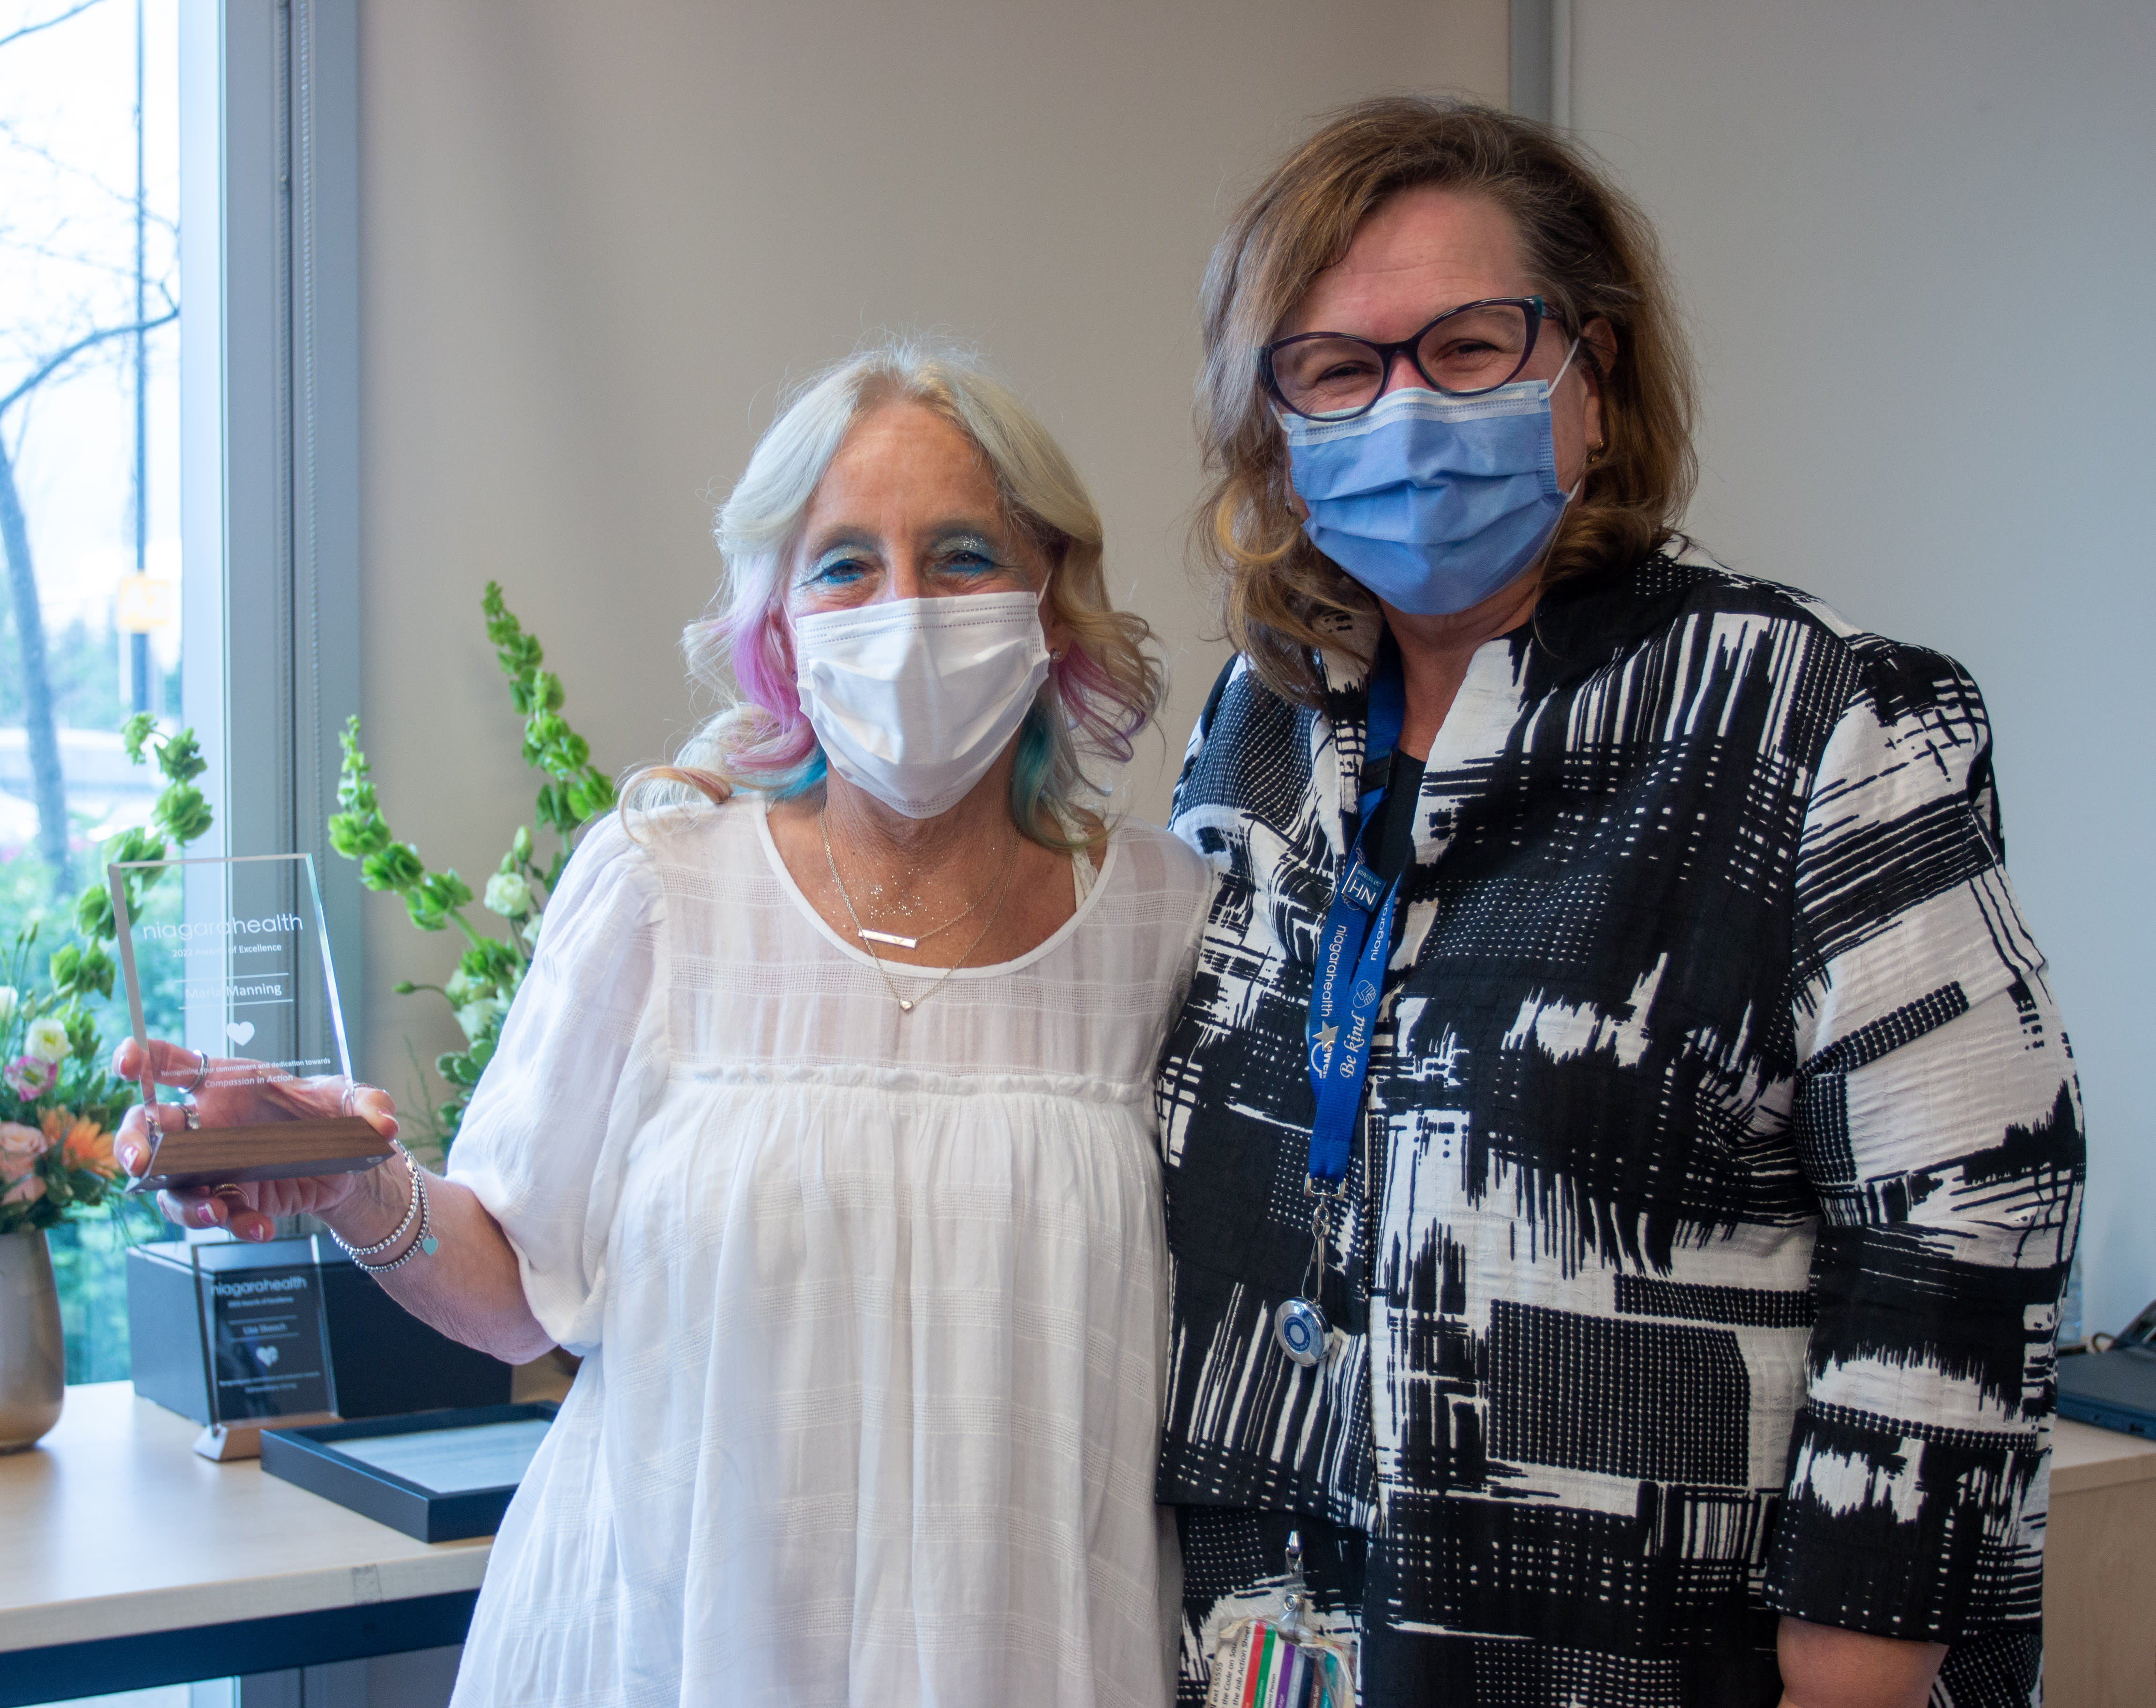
[326, 583, 608, 1154]
[443, 908, 489, 953]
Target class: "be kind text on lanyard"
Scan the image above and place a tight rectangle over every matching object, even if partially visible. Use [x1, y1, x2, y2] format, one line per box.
[1275, 651, 1407, 1369]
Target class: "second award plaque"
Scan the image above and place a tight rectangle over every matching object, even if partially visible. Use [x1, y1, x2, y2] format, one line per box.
[108, 852, 393, 1192]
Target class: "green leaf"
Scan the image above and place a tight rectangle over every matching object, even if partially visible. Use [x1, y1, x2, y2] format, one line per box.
[121, 712, 157, 761]
[418, 870, 473, 913]
[361, 842, 426, 893]
[49, 942, 115, 1003]
[61, 1002, 98, 1059]
[534, 782, 575, 834]
[404, 892, 450, 932]
[156, 729, 207, 785]
[107, 825, 167, 867]
[436, 1049, 482, 1088]
[154, 784, 213, 843]
[74, 884, 115, 940]
[457, 939, 519, 984]
[481, 580, 517, 646]
[327, 810, 391, 859]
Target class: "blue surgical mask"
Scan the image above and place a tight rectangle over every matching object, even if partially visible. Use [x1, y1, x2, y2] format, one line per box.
[1283, 341, 1581, 617]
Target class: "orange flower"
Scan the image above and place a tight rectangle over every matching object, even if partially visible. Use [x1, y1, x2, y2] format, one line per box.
[43, 1108, 117, 1178]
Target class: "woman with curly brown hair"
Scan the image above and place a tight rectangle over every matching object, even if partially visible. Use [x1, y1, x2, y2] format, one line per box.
[1156, 97, 2080, 1708]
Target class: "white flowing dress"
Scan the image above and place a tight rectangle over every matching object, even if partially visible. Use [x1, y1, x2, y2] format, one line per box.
[445, 798, 1212, 1708]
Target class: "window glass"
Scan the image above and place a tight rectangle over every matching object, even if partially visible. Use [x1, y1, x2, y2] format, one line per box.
[2, 0, 184, 1383]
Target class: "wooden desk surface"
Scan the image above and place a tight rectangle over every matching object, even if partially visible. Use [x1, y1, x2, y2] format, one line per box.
[4, 1387, 2147, 1693]
[0, 1383, 490, 1655]
[2050, 1414, 2156, 1493]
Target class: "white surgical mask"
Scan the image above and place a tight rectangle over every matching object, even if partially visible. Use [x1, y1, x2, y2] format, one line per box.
[792, 590, 1050, 818]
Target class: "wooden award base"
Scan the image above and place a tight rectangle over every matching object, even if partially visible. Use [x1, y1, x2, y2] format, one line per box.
[132, 1116, 395, 1193]
[193, 1412, 342, 1462]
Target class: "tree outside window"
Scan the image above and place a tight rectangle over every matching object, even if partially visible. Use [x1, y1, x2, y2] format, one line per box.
[2, 0, 183, 1382]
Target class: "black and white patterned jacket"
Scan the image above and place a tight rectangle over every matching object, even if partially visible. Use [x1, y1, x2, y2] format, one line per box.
[1155, 545, 2082, 1707]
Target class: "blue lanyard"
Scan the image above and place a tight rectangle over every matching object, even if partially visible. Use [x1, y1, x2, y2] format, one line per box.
[1302, 656, 1406, 1189]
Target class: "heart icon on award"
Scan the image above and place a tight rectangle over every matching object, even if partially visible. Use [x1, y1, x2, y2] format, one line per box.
[254, 1344, 280, 1369]
[225, 1021, 257, 1046]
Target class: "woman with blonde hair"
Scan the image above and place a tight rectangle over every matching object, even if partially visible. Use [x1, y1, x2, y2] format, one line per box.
[116, 338, 1209, 1707]
[1155, 98, 2079, 1708]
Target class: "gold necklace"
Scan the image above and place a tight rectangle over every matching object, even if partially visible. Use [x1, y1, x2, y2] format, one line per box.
[819, 810, 1019, 1013]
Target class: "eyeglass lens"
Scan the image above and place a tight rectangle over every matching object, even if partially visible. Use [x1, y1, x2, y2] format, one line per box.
[1270, 301, 1537, 420]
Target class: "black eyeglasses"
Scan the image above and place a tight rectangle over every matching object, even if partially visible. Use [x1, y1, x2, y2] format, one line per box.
[1262, 296, 1560, 421]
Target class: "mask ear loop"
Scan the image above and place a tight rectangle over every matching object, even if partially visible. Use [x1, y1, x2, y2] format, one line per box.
[1524, 336, 1598, 668]
[1033, 569, 1066, 662]
[1541, 335, 1582, 402]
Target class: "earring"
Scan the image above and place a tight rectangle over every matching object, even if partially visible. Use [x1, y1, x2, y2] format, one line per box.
[1586, 440, 1608, 466]
[1048, 648, 1066, 662]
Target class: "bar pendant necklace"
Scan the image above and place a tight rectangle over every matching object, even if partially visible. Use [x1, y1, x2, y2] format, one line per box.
[820, 810, 1017, 1013]
[825, 820, 1013, 950]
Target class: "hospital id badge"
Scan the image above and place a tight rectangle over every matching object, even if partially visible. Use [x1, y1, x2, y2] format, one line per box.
[1204, 1530, 1354, 1708]
[1204, 1617, 1352, 1708]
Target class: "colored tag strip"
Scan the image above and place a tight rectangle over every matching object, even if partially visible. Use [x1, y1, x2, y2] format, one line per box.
[1204, 1618, 1353, 1708]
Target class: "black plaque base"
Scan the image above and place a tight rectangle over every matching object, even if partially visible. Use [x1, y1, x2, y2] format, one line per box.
[127, 1237, 514, 1428]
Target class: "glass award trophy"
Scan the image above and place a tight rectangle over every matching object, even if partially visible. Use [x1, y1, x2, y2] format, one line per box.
[107, 852, 394, 1192]
[184, 1233, 342, 1458]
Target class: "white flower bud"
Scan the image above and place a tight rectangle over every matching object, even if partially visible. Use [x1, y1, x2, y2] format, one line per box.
[454, 996, 507, 1043]
[483, 871, 533, 919]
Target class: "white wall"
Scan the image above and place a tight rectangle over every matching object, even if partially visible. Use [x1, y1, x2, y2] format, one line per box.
[353, 6, 1506, 1109]
[1570, 0, 2156, 1335]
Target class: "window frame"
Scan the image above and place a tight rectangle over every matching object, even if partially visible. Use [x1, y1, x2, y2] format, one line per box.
[179, 0, 362, 1066]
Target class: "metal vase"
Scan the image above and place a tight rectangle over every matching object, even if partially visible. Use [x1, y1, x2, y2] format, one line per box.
[0, 1229, 64, 1451]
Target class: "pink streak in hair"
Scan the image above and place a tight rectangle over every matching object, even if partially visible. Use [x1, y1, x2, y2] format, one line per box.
[1052, 645, 1144, 763]
[709, 591, 820, 776]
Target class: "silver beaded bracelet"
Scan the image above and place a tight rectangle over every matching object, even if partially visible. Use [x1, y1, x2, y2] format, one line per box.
[328, 1142, 421, 1260]
[354, 1166, 435, 1275]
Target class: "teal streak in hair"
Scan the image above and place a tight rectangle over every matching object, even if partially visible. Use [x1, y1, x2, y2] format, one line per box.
[1007, 705, 1055, 835]
[772, 748, 829, 801]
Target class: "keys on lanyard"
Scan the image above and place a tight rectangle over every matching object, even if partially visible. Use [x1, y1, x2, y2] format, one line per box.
[1276, 654, 1406, 1370]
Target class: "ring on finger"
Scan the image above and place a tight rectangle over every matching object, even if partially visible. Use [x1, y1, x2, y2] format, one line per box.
[182, 1097, 201, 1131]
[183, 1049, 211, 1095]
